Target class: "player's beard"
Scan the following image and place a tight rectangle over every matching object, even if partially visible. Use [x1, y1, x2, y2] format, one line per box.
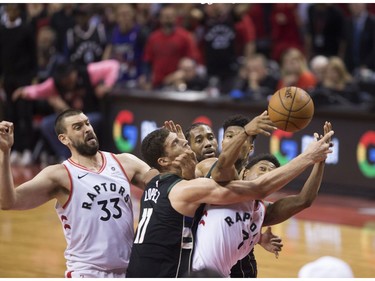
[73, 134, 99, 156]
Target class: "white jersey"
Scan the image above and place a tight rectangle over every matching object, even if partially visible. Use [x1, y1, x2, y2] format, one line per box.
[192, 200, 265, 277]
[56, 151, 134, 274]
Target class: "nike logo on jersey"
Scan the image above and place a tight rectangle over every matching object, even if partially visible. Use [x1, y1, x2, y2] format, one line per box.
[78, 173, 89, 179]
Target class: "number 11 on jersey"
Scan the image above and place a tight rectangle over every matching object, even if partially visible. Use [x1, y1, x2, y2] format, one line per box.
[134, 208, 153, 244]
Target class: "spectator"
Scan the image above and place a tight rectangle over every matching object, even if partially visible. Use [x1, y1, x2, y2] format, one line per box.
[36, 26, 66, 82]
[277, 48, 317, 91]
[341, 4, 375, 73]
[162, 57, 208, 92]
[102, 4, 148, 88]
[298, 256, 354, 278]
[232, 4, 256, 58]
[246, 3, 273, 57]
[34, 26, 67, 161]
[305, 4, 345, 60]
[141, 5, 200, 90]
[197, 4, 252, 94]
[270, 4, 305, 62]
[0, 3, 37, 166]
[311, 56, 361, 106]
[97, 4, 117, 40]
[12, 60, 120, 161]
[26, 3, 50, 36]
[49, 4, 75, 55]
[230, 53, 279, 101]
[309, 55, 329, 84]
[65, 4, 107, 66]
[134, 3, 161, 34]
[173, 3, 201, 34]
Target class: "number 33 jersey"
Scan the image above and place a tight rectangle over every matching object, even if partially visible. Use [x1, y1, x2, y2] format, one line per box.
[56, 151, 133, 272]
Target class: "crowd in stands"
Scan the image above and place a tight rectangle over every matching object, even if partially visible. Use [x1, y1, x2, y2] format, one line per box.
[0, 3, 374, 166]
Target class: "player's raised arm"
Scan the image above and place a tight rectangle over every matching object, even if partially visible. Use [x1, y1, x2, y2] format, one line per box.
[212, 111, 276, 183]
[170, 129, 333, 216]
[262, 121, 332, 226]
[262, 161, 325, 226]
[0, 121, 68, 210]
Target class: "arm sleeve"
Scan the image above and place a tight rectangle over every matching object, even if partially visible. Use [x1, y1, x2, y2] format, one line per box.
[22, 78, 58, 99]
[87, 59, 120, 87]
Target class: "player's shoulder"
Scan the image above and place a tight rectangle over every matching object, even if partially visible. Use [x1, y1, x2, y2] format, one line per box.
[196, 157, 218, 173]
[38, 163, 69, 181]
[112, 152, 142, 163]
[198, 157, 218, 167]
[42, 163, 67, 172]
[111, 152, 150, 172]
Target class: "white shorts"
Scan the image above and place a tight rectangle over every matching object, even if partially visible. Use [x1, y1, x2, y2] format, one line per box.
[65, 269, 126, 278]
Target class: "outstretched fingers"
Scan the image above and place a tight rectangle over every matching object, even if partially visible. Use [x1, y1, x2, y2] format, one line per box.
[320, 130, 334, 143]
[324, 121, 333, 144]
[164, 120, 186, 140]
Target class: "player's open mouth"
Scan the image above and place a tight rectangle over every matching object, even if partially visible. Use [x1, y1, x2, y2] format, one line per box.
[204, 149, 216, 157]
[85, 134, 96, 143]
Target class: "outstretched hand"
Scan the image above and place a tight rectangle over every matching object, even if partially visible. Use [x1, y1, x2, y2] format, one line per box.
[314, 121, 333, 144]
[164, 120, 186, 140]
[259, 226, 283, 258]
[12, 87, 25, 101]
[244, 110, 277, 137]
[312, 121, 334, 164]
[304, 125, 334, 163]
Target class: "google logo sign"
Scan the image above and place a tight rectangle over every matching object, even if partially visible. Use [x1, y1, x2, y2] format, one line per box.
[357, 131, 375, 178]
[270, 130, 298, 166]
[113, 110, 138, 152]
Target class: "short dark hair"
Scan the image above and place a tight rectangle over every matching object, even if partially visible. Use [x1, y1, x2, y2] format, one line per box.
[52, 62, 76, 92]
[223, 114, 250, 132]
[184, 122, 213, 144]
[54, 109, 83, 135]
[245, 153, 280, 170]
[223, 114, 258, 141]
[141, 128, 170, 170]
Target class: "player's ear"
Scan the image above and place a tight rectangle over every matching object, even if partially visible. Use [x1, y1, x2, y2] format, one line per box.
[158, 157, 170, 167]
[58, 133, 69, 145]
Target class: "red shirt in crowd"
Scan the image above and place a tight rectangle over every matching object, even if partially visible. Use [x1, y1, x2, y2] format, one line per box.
[143, 26, 199, 88]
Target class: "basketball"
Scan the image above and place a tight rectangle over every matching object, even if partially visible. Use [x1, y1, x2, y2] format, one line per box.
[268, 86, 314, 132]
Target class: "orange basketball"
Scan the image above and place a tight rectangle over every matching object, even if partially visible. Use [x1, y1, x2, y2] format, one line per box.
[268, 86, 314, 132]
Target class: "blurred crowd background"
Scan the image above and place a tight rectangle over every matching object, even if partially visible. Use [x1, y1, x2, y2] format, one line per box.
[0, 3, 374, 166]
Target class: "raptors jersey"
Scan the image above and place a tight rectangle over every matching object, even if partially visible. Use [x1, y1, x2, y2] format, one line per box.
[192, 200, 265, 277]
[56, 151, 134, 273]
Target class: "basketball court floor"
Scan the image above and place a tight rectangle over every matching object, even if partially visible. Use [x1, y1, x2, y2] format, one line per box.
[0, 165, 374, 278]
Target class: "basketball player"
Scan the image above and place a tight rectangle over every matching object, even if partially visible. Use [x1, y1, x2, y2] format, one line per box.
[184, 122, 218, 163]
[0, 109, 159, 278]
[190, 116, 330, 277]
[167, 117, 281, 265]
[126, 126, 333, 277]
[192, 136, 329, 277]
[193, 113, 276, 277]
[173, 118, 280, 275]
